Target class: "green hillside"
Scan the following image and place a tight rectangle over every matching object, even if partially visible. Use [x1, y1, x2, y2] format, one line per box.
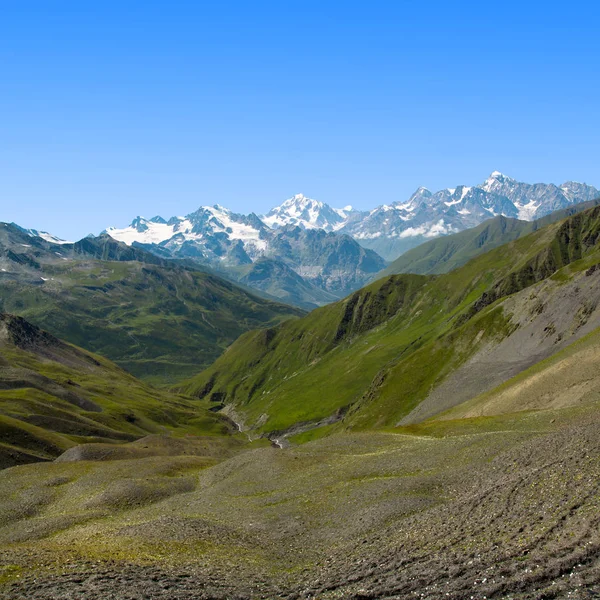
[182, 205, 600, 438]
[0, 313, 240, 469]
[0, 226, 303, 384]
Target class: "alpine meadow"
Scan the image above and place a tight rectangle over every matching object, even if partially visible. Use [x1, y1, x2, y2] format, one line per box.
[1, 2, 600, 599]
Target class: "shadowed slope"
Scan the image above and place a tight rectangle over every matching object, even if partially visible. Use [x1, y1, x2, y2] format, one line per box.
[0, 314, 237, 468]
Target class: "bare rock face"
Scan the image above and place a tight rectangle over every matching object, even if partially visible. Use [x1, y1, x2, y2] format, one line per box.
[0, 313, 100, 370]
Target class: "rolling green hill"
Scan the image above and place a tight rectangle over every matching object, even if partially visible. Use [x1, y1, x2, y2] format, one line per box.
[379, 198, 600, 277]
[0, 313, 239, 469]
[182, 205, 600, 439]
[0, 226, 303, 384]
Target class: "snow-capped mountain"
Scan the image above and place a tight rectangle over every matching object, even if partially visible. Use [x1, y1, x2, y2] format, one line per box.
[480, 171, 600, 220]
[262, 194, 354, 231]
[105, 205, 269, 265]
[337, 172, 599, 259]
[100, 172, 598, 303]
[104, 202, 384, 303]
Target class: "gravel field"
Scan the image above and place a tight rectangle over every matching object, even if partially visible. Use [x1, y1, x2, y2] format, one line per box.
[2, 400, 600, 599]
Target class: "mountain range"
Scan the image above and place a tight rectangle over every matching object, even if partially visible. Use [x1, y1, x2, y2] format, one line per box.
[104, 172, 598, 259]
[98, 172, 598, 308]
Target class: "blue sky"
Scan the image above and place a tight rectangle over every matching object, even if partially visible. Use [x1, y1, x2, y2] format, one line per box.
[1, 1, 599, 240]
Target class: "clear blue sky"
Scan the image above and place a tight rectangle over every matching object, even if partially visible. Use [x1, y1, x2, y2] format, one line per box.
[1, 1, 599, 240]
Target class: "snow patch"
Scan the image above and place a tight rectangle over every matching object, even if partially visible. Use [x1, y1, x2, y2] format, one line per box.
[38, 232, 72, 244]
[516, 200, 540, 220]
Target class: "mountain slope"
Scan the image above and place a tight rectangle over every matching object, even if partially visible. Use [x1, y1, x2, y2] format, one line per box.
[230, 257, 338, 310]
[437, 323, 600, 422]
[380, 198, 600, 277]
[0, 313, 236, 469]
[267, 226, 386, 296]
[182, 205, 600, 439]
[0, 224, 302, 384]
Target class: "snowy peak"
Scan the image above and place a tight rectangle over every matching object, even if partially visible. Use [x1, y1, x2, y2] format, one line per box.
[476, 172, 599, 220]
[560, 181, 600, 203]
[481, 170, 516, 193]
[104, 203, 268, 264]
[262, 194, 351, 231]
[406, 186, 433, 206]
[11, 224, 72, 245]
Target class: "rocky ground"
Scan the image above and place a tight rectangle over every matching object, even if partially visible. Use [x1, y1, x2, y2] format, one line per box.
[1, 397, 600, 599]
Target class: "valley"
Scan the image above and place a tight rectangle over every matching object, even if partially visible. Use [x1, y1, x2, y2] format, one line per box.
[0, 225, 302, 384]
[1, 197, 600, 599]
[3, 4, 599, 597]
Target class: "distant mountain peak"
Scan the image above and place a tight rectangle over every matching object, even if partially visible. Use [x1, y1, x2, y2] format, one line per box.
[399, 186, 433, 210]
[488, 170, 514, 180]
[481, 170, 516, 193]
[262, 194, 350, 231]
[279, 194, 322, 209]
[485, 170, 514, 182]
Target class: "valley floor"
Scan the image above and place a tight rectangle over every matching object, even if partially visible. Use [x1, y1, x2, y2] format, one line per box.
[1, 398, 600, 599]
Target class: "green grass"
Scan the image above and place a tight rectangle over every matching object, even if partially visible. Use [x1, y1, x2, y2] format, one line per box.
[1, 258, 302, 384]
[0, 315, 242, 466]
[182, 205, 600, 437]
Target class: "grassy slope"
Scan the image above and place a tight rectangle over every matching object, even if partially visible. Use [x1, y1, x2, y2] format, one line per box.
[182, 205, 600, 435]
[379, 198, 600, 277]
[0, 314, 238, 468]
[0, 231, 303, 385]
